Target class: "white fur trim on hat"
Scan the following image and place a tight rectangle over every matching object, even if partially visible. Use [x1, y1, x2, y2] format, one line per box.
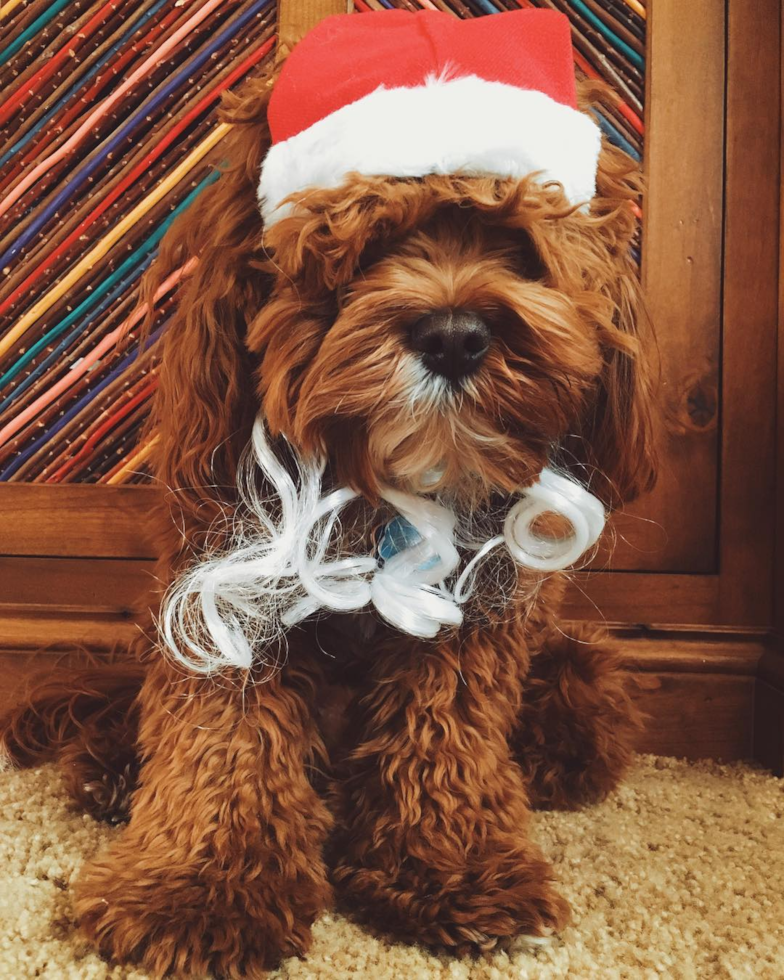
[258, 75, 601, 226]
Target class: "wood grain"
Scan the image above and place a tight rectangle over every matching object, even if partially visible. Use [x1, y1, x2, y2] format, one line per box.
[632, 672, 755, 763]
[0, 485, 158, 558]
[0, 557, 157, 611]
[563, 572, 720, 625]
[611, 627, 766, 676]
[754, 680, 784, 777]
[717, 0, 780, 626]
[614, 0, 725, 573]
[277, 0, 349, 52]
[754, 3, 784, 775]
[0, 558, 729, 649]
[0, 615, 142, 655]
[0, 484, 721, 625]
[779, 0, 784, 647]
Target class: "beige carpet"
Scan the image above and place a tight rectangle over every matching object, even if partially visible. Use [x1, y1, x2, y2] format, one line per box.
[0, 756, 782, 979]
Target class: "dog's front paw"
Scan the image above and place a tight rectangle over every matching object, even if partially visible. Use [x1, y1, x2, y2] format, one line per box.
[333, 836, 569, 953]
[74, 841, 331, 978]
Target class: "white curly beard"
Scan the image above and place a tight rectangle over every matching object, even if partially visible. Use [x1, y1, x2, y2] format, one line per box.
[158, 416, 605, 676]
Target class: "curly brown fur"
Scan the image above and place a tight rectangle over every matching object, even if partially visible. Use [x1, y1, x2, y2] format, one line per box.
[329, 576, 571, 953]
[0, 67, 656, 976]
[513, 622, 646, 811]
[73, 650, 333, 978]
[0, 654, 144, 822]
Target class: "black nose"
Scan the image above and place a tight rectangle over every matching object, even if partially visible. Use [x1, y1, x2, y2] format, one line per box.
[409, 309, 491, 382]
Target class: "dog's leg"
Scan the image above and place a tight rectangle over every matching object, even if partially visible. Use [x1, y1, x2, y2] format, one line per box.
[0, 658, 145, 823]
[58, 700, 140, 824]
[73, 651, 333, 978]
[513, 623, 644, 810]
[330, 626, 569, 952]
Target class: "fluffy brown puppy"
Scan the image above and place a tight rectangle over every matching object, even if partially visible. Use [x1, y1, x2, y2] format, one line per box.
[0, 64, 655, 977]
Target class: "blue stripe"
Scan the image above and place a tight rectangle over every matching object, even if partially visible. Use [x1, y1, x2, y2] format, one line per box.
[0, 0, 272, 269]
[0, 261, 152, 417]
[592, 109, 641, 162]
[472, 0, 503, 14]
[0, 0, 72, 65]
[567, 0, 644, 70]
[0, 0, 170, 172]
[0, 170, 219, 393]
[0, 323, 168, 481]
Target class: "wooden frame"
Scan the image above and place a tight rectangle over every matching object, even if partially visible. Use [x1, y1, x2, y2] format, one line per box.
[0, 1, 781, 769]
[754, 0, 784, 776]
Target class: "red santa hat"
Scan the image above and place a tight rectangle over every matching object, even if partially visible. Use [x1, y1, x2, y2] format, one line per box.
[258, 9, 601, 226]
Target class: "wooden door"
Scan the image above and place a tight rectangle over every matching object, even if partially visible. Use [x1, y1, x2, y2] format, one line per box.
[567, 0, 780, 629]
[0, 0, 781, 768]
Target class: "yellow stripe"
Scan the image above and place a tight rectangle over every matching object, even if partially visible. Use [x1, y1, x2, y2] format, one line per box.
[0, 0, 25, 18]
[622, 0, 646, 19]
[104, 435, 159, 484]
[0, 123, 230, 361]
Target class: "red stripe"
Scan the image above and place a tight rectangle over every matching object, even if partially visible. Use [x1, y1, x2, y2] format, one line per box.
[0, 0, 126, 127]
[47, 379, 158, 483]
[572, 48, 643, 135]
[0, 3, 192, 198]
[0, 37, 275, 319]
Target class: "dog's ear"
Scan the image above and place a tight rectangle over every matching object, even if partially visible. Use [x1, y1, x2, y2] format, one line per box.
[140, 69, 277, 554]
[548, 90, 658, 510]
[586, 163, 657, 509]
[568, 247, 658, 510]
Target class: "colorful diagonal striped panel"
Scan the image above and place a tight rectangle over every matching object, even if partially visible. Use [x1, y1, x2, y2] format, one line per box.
[0, 0, 644, 484]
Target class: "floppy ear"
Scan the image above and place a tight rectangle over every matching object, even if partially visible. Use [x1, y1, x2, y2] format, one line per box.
[572, 243, 658, 509]
[552, 85, 658, 509]
[140, 69, 277, 559]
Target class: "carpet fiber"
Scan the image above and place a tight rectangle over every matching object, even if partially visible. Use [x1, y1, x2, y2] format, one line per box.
[1, 755, 782, 979]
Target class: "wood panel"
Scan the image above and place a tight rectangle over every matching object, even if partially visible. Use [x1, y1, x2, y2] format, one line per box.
[754, 0, 784, 775]
[0, 482, 721, 622]
[0, 615, 142, 655]
[563, 571, 720, 625]
[0, 557, 157, 651]
[611, 0, 725, 573]
[754, 682, 784, 776]
[0, 481, 746, 630]
[756, 646, 784, 776]
[613, 628, 765, 676]
[0, 556, 741, 649]
[0, 557, 157, 610]
[633, 672, 755, 763]
[277, 0, 349, 51]
[779, 0, 784, 648]
[0, 555, 759, 652]
[717, 0, 780, 626]
[0, 485, 158, 558]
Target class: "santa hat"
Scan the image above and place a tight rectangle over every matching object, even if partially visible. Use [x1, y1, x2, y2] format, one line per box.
[258, 9, 601, 227]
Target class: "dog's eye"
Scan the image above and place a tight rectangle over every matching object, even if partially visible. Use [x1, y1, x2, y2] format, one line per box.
[517, 233, 547, 282]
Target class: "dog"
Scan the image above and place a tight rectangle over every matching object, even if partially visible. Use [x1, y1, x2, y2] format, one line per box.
[1, 10, 656, 977]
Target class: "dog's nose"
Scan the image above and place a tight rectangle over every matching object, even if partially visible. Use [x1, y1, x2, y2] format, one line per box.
[410, 309, 491, 382]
